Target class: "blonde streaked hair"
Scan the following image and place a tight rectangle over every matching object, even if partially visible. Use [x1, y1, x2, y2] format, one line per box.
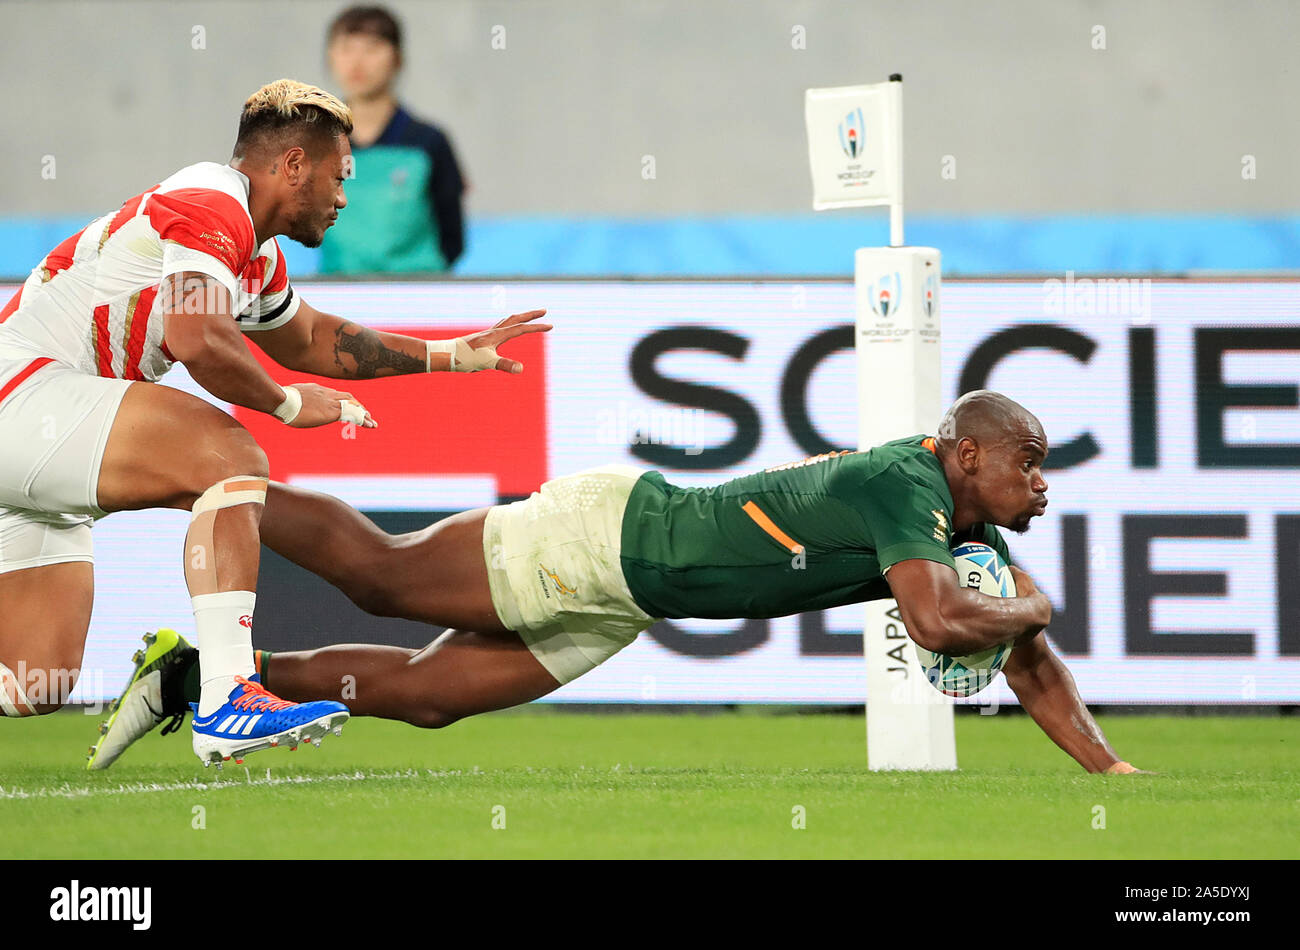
[233, 79, 353, 157]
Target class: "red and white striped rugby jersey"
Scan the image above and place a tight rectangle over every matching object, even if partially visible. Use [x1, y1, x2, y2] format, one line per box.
[0, 162, 300, 384]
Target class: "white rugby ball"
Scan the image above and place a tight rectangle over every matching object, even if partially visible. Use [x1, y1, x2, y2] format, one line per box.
[912, 541, 1019, 697]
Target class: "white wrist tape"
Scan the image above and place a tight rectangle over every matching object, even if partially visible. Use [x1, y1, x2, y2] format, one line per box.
[273, 386, 302, 424]
[425, 339, 454, 372]
[426, 337, 499, 373]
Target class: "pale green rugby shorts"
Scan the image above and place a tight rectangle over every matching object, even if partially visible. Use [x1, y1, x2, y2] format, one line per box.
[482, 464, 659, 685]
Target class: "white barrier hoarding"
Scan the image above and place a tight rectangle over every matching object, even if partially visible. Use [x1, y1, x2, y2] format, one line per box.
[2, 279, 1295, 704]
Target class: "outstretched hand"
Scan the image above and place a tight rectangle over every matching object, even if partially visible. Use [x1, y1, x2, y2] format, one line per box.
[461, 309, 552, 374]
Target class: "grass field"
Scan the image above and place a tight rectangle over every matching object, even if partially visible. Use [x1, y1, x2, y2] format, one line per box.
[1, 709, 1295, 859]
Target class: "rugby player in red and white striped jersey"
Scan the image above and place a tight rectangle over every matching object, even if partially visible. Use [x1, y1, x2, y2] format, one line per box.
[0, 79, 549, 767]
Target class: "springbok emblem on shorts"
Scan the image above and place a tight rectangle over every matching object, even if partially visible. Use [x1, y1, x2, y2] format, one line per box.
[540, 564, 578, 597]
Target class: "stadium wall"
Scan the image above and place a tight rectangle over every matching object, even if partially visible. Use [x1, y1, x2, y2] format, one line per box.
[3, 0, 1297, 220]
[8, 1, 1296, 277]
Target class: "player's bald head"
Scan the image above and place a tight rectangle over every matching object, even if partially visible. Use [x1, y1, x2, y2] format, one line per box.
[936, 390, 1045, 452]
[935, 391, 1050, 535]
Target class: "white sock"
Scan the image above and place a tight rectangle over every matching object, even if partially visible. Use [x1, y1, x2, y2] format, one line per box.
[192, 590, 257, 717]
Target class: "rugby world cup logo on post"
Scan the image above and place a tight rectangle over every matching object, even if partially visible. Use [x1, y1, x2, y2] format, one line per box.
[838, 107, 865, 158]
[869, 272, 902, 317]
[922, 272, 938, 318]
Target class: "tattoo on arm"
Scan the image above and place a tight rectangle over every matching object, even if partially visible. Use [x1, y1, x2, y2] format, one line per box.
[332, 322, 425, 379]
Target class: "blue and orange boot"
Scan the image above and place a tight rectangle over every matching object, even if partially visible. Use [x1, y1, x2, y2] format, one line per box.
[190, 674, 349, 768]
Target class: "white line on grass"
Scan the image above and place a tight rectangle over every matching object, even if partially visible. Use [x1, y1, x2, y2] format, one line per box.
[0, 767, 476, 800]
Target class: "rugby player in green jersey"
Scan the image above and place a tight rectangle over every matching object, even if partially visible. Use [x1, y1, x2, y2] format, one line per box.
[92, 391, 1146, 774]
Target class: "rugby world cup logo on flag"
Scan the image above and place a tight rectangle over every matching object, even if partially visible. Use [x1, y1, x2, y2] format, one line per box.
[923, 271, 938, 317]
[869, 272, 902, 316]
[839, 107, 865, 158]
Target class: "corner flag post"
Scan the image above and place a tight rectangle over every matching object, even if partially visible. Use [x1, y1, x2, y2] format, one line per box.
[804, 75, 957, 771]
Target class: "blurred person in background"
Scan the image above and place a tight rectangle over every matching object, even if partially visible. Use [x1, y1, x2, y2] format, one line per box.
[323, 5, 466, 274]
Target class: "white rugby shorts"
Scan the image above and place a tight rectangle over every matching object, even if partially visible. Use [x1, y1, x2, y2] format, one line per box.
[0, 352, 131, 575]
[482, 464, 659, 684]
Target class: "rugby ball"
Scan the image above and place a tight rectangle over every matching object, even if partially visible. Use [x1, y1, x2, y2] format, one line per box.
[912, 542, 1019, 697]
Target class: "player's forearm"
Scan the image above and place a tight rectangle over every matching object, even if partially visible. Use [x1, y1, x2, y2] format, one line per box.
[1007, 648, 1122, 773]
[936, 589, 1049, 654]
[163, 274, 288, 413]
[293, 313, 430, 379]
[171, 323, 286, 414]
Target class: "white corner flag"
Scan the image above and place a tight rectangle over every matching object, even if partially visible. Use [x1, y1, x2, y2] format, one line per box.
[804, 77, 905, 244]
[805, 76, 957, 771]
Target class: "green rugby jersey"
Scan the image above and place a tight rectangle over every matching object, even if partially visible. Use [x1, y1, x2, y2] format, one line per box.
[619, 435, 1012, 620]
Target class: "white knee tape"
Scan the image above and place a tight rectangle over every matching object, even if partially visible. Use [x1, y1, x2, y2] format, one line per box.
[192, 476, 269, 517]
[0, 662, 36, 716]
